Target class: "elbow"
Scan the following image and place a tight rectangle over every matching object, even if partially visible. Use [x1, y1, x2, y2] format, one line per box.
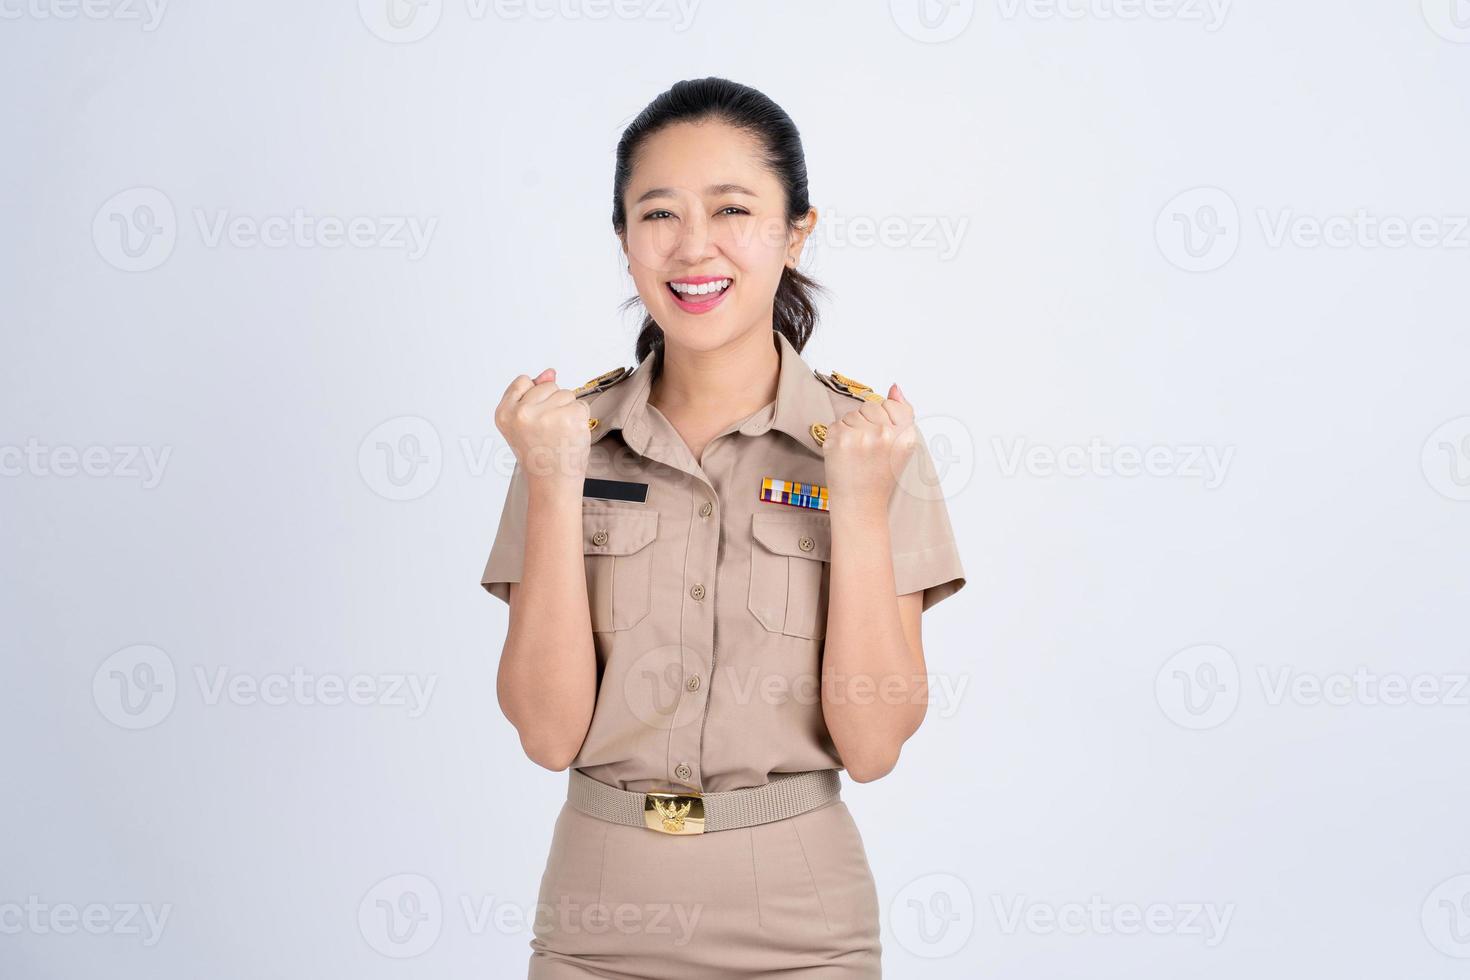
[497, 658, 583, 772]
[843, 748, 900, 784]
[520, 733, 579, 772]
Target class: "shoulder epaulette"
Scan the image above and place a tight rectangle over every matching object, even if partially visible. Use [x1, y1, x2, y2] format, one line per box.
[814, 369, 885, 403]
[572, 366, 630, 398]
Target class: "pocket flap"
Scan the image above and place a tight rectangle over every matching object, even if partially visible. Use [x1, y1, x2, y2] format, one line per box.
[751, 511, 832, 562]
[582, 508, 658, 556]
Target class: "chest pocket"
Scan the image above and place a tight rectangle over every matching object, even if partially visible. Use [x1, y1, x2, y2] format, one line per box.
[748, 511, 832, 640]
[582, 507, 658, 632]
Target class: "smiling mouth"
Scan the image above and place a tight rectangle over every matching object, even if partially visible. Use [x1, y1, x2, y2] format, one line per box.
[666, 277, 734, 312]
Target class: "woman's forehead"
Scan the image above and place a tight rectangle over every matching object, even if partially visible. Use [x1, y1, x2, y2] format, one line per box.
[628, 122, 777, 196]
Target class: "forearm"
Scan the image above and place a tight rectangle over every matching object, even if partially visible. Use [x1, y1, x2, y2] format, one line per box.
[821, 499, 927, 781]
[496, 479, 598, 769]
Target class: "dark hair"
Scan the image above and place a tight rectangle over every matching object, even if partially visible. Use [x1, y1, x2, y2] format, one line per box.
[611, 77, 824, 369]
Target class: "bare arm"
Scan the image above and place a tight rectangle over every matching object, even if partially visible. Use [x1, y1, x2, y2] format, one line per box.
[823, 502, 927, 782]
[497, 483, 598, 770]
[492, 368, 598, 771]
[819, 383, 929, 782]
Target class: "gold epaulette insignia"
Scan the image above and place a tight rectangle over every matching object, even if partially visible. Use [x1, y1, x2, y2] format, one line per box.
[572, 366, 629, 397]
[815, 369, 885, 403]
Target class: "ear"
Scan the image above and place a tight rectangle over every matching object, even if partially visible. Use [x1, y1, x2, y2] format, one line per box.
[786, 206, 818, 267]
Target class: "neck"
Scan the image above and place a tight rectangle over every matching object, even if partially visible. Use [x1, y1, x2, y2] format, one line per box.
[650, 328, 780, 419]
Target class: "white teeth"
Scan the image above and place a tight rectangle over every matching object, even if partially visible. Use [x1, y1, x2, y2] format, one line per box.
[670, 278, 732, 296]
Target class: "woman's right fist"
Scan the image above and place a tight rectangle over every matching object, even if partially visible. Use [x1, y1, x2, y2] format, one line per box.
[494, 368, 593, 486]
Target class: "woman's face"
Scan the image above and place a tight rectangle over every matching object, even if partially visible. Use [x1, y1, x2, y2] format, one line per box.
[621, 120, 815, 354]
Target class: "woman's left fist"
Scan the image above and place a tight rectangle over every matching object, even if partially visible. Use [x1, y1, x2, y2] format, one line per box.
[821, 383, 917, 511]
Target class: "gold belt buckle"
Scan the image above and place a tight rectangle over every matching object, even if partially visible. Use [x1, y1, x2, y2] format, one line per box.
[643, 789, 706, 835]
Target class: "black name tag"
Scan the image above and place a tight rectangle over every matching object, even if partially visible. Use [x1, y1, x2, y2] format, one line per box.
[583, 478, 648, 503]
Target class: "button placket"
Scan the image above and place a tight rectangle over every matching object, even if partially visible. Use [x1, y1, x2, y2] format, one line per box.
[673, 485, 720, 792]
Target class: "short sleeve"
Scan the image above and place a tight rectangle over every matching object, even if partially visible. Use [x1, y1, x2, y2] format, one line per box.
[888, 424, 966, 611]
[480, 460, 530, 604]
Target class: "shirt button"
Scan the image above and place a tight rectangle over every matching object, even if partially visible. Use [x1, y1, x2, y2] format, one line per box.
[699, 501, 713, 518]
[592, 528, 608, 546]
[686, 674, 701, 692]
[798, 535, 815, 552]
[690, 583, 706, 601]
[675, 763, 692, 780]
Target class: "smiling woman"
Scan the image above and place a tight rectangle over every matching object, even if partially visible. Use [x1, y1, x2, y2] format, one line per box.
[482, 76, 966, 979]
[614, 84, 824, 367]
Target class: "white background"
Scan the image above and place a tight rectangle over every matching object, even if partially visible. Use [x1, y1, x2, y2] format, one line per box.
[4, 1, 1470, 977]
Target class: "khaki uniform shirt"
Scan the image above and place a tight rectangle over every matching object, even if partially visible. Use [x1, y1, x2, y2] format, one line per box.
[481, 331, 965, 794]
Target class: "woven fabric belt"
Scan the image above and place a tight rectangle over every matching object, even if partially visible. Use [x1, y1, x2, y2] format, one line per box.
[567, 768, 841, 835]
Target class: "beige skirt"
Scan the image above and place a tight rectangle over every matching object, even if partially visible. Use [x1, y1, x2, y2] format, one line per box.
[527, 796, 882, 978]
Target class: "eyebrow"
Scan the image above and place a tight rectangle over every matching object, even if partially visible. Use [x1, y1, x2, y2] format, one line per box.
[633, 183, 758, 205]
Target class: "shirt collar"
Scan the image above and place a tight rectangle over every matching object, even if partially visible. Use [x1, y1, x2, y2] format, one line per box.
[585, 330, 835, 458]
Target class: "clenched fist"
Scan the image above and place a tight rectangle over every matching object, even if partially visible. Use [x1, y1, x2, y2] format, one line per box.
[821, 383, 917, 512]
[494, 368, 593, 488]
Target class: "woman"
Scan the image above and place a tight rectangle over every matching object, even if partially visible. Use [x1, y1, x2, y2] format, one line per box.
[481, 77, 966, 979]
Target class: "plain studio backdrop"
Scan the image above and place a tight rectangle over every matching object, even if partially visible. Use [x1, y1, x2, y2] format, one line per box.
[3, 2, 1469, 977]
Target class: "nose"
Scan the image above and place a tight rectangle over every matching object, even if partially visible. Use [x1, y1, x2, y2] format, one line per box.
[670, 207, 713, 265]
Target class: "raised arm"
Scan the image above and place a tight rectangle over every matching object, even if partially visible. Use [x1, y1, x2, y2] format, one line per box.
[492, 368, 598, 771]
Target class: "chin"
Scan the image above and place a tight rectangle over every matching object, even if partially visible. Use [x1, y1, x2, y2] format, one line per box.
[656, 318, 742, 353]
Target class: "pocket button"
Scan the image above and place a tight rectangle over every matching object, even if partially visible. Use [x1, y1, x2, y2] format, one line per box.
[592, 528, 609, 546]
[798, 535, 815, 552]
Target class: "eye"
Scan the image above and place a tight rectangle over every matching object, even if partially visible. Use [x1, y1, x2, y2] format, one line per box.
[642, 209, 675, 221]
[716, 206, 749, 217]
